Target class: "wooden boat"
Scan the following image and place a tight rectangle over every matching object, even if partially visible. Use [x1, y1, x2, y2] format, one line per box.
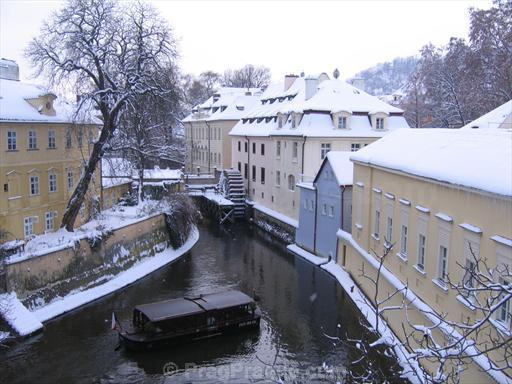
[116, 290, 261, 350]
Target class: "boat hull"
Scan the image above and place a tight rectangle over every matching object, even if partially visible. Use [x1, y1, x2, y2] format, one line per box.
[119, 317, 260, 351]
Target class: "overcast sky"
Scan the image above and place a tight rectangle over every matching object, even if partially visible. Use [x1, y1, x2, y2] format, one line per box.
[0, 0, 492, 84]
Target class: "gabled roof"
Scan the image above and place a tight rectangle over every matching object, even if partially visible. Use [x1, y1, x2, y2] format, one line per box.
[461, 100, 512, 130]
[314, 151, 354, 186]
[0, 78, 99, 124]
[351, 128, 512, 197]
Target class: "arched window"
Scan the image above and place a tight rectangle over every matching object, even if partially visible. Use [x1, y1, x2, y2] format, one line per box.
[288, 174, 295, 191]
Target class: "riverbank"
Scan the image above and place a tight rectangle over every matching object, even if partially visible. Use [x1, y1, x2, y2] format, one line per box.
[1, 226, 198, 336]
[287, 244, 423, 384]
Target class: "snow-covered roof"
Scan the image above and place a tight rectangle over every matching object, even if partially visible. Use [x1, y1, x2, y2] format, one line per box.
[230, 76, 408, 138]
[321, 151, 354, 186]
[0, 78, 99, 124]
[350, 128, 512, 197]
[133, 166, 182, 180]
[102, 157, 134, 178]
[182, 87, 261, 123]
[461, 100, 512, 131]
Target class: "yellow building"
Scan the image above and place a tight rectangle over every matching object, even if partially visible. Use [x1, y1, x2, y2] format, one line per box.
[182, 87, 261, 173]
[0, 59, 100, 242]
[337, 102, 512, 382]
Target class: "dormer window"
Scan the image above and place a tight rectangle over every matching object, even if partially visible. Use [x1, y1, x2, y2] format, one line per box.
[338, 116, 347, 129]
[291, 113, 296, 128]
[277, 114, 283, 128]
[376, 117, 385, 130]
[221, 106, 227, 112]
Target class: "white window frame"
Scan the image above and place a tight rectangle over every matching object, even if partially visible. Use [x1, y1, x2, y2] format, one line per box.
[7, 130, 17, 150]
[418, 234, 426, 271]
[320, 143, 331, 159]
[437, 245, 449, 285]
[496, 278, 511, 330]
[24, 216, 37, 237]
[351, 143, 361, 152]
[67, 170, 74, 191]
[48, 129, 56, 149]
[276, 170, 281, 186]
[49, 173, 58, 193]
[276, 141, 281, 157]
[288, 174, 295, 191]
[28, 130, 37, 150]
[329, 205, 335, 218]
[338, 116, 347, 129]
[45, 211, 57, 232]
[29, 175, 40, 196]
[376, 117, 385, 130]
[292, 142, 298, 161]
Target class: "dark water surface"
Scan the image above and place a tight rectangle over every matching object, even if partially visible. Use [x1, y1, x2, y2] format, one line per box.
[0, 223, 400, 383]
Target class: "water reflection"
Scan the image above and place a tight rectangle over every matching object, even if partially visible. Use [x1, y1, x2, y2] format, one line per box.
[0, 222, 400, 383]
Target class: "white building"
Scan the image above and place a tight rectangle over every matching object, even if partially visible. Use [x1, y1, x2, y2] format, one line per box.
[182, 87, 261, 173]
[229, 73, 410, 226]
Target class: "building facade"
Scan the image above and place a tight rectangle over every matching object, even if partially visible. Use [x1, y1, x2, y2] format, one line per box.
[230, 73, 410, 224]
[295, 151, 353, 260]
[337, 115, 512, 381]
[182, 87, 260, 173]
[0, 59, 100, 242]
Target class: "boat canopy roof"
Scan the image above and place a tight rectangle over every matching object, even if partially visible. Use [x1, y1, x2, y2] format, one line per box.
[134, 290, 254, 323]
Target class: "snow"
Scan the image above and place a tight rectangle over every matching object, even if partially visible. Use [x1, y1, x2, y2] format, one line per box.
[351, 128, 512, 197]
[459, 222, 482, 234]
[189, 190, 234, 206]
[287, 243, 423, 383]
[461, 100, 512, 130]
[435, 212, 453, 222]
[0, 78, 99, 124]
[399, 198, 411, 206]
[31, 227, 198, 323]
[336, 229, 511, 384]
[0, 292, 43, 336]
[415, 205, 430, 214]
[133, 166, 182, 181]
[297, 182, 315, 190]
[490, 235, 512, 248]
[323, 151, 354, 186]
[101, 158, 133, 178]
[253, 203, 298, 228]
[229, 76, 409, 138]
[6, 202, 165, 265]
[385, 193, 395, 200]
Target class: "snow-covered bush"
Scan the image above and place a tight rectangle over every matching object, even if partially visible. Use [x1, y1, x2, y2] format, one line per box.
[161, 193, 199, 249]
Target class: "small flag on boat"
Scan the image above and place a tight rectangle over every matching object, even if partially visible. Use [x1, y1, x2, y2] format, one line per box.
[111, 312, 120, 331]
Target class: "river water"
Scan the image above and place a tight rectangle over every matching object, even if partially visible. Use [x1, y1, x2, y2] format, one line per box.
[0, 223, 402, 383]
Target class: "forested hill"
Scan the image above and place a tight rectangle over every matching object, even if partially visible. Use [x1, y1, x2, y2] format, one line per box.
[351, 56, 418, 96]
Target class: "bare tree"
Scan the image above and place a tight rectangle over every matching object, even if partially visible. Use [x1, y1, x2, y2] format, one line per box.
[223, 64, 271, 88]
[26, 0, 178, 231]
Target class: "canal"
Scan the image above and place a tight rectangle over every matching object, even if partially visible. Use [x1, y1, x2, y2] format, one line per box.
[0, 223, 402, 383]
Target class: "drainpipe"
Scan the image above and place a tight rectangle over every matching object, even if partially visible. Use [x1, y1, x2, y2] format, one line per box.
[301, 136, 307, 176]
[189, 122, 194, 173]
[245, 135, 250, 197]
[205, 120, 211, 173]
[313, 181, 318, 254]
[338, 186, 345, 265]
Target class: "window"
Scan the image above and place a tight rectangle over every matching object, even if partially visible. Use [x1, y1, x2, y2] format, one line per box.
[386, 217, 393, 244]
[252, 142, 256, 154]
[67, 170, 74, 191]
[292, 142, 298, 160]
[244, 142, 248, 153]
[252, 165, 256, 181]
[291, 113, 296, 128]
[288, 174, 295, 191]
[260, 167, 265, 184]
[308, 199, 314, 212]
[374, 210, 380, 238]
[437, 246, 448, 284]
[77, 127, 83, 148]
[237, 162, 241, 172]
[462, 259, 475, 290]
[66, 128, 73, 148]
[45, 211, 57, 231]
[49, 173, 57, 193]
[276, 170, 281, 186]
[7, 130, 17, 150]
[24, 216, 37, 237]
[276, 141, 281, 157]
[400, 225, 408, 256]
[338, 116, 347, 129]
[496, 278, 511, 329]
[351, 143, 361, 152]
[48, 130, 56, 149]
[322, 204, 327, 215]
[244, 163, 248, 179]
[329, 205, 335, 218]
[320, 143, 331, 159]
[278, 114, 283, 128]
[418, 234, 426, 270]
[376, 117, 384, 130]
[238, 141, 241, 152]
[30, 175, 40, 195]
[261, 143, 265, 156]
[28, 130, 37, 150]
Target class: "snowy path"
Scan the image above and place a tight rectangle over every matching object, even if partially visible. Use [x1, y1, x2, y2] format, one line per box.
[1, 227, 199, 335]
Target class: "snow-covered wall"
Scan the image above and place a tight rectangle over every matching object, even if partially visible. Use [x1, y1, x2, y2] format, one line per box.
[5, 214, 169, 308]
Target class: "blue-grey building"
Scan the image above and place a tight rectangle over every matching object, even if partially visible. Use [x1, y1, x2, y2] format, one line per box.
[295, 152, 353, 260]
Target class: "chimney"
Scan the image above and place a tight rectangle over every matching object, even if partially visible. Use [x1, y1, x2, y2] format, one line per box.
[351, 78, 365, 92]
[0, 58, 19, 81]
[284, 74, 298, 91]
[304, 77, 319, 101]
